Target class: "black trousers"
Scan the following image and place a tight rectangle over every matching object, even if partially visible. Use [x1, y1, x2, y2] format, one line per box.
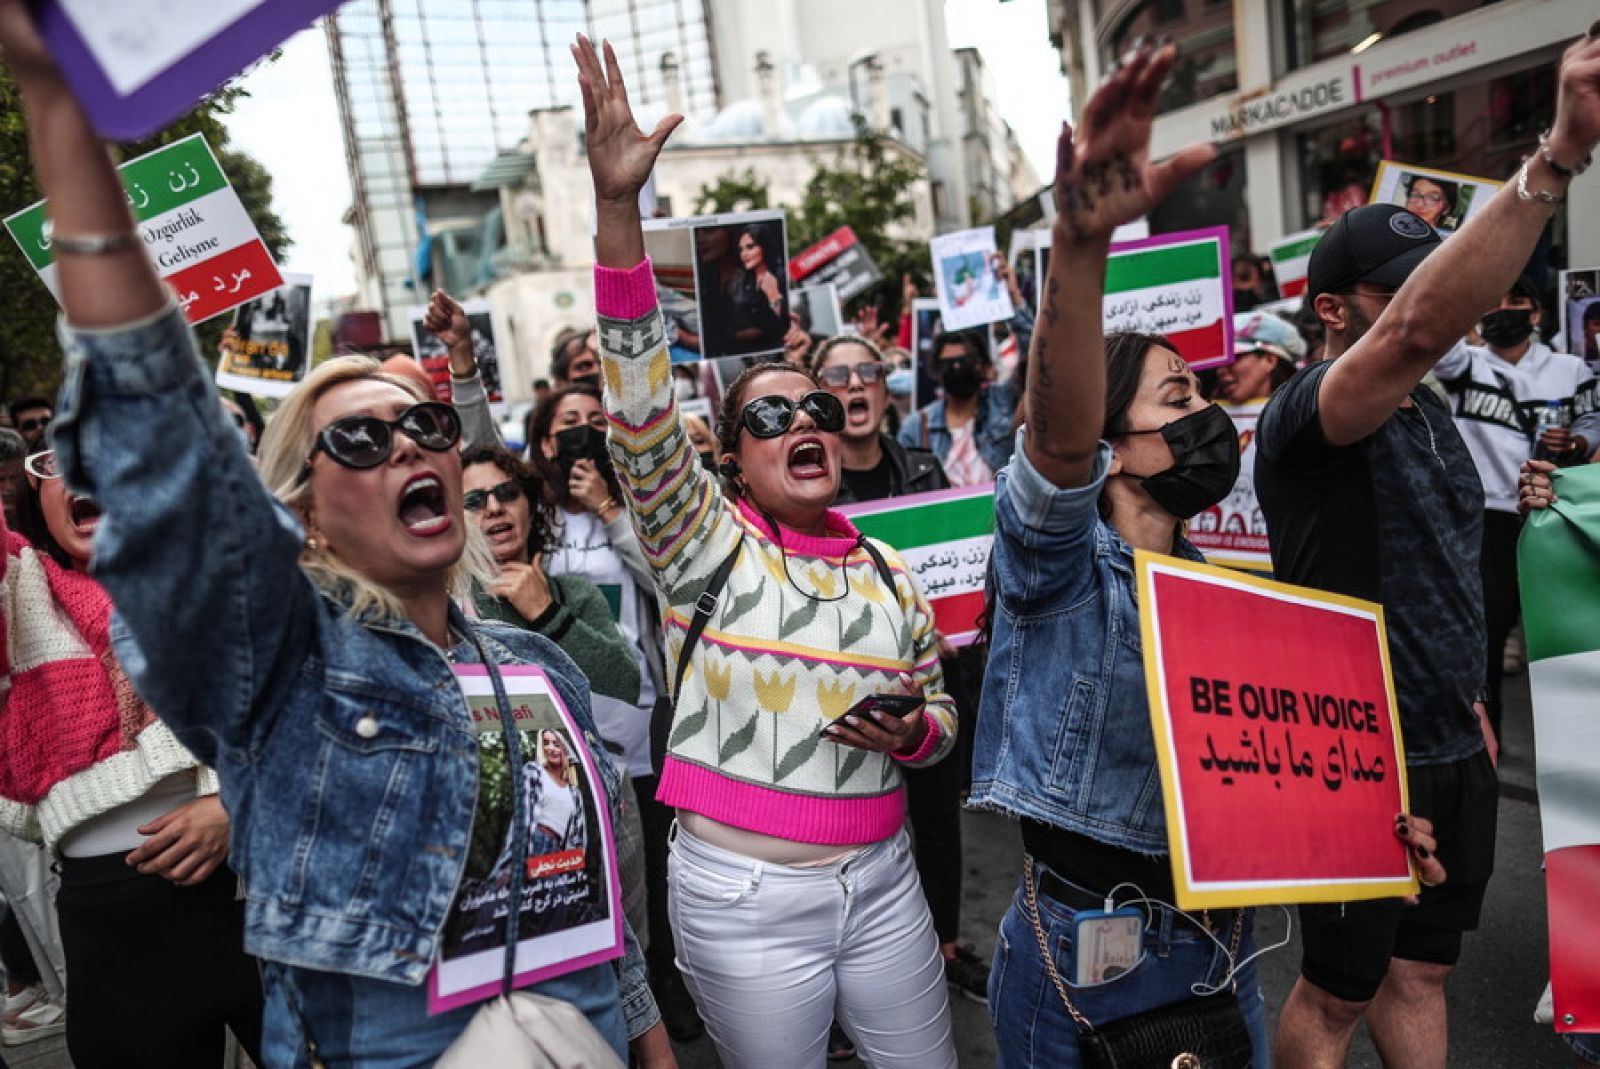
[0, 908, 40, 989]
[1479, 509, 1523, 740]
[55, 854, 263, 1069]
[634, 774, 677, 973]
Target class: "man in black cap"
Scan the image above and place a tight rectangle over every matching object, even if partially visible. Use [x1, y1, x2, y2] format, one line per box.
[1258, 29, 1600, 1069]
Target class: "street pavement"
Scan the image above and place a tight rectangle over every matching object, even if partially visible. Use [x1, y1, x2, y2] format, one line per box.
[3, 669, 1570, 1067]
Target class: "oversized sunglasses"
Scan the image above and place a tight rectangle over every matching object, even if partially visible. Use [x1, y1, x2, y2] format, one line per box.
[307, 402, 461, 473]
[740, 391, 845, 439]
[17, 416, 50, 433]
[816, 362, 890, 389]
[463, 480, 523, 512]
[23, 450, 58, 480]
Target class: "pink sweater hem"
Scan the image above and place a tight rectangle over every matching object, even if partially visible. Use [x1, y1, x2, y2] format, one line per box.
[656, 757, 906, 845]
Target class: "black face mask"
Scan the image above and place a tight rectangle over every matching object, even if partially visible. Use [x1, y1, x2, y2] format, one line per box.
[940, 359, 983, 401]
[553, 424, 611, 481]
[1122, 403, 1241, 519]
[697, 449, 717, 472]
[1478, 308, 1536, 348]
[569, 371, 602, 391]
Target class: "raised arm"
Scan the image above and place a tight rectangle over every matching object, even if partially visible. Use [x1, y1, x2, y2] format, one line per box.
[424, 288, 502, 452]
[1023, 42, 1214, 488]
[0, 5, 313, 761]
[1319, 31, 1600, 446]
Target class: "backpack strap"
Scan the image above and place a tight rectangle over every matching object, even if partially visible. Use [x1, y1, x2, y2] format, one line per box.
[856, 536, 896, 591]
[919, 408, 930, 451]
[672, 539, 743, 702]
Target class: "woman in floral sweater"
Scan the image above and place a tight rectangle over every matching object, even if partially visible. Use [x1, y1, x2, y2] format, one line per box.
[575, 35, 959, 1069]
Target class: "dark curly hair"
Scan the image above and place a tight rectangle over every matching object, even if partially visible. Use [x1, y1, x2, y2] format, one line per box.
[461, 444, 555, 559]
[527, 383, 621, 506]
[14, 468, 75, 570]
[714, 361, 820, 498]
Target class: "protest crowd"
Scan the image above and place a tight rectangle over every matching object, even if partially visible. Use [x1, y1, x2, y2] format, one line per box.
[2, 1, 1600, 1067]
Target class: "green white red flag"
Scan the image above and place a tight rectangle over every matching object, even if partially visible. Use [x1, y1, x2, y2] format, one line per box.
[1269, 228, 1322, 300]
[839, 486, 995, 647]
[4, 133, 281, 325]
[1104, 227, 1234, 370]
[1519, 463, 1600, 1033]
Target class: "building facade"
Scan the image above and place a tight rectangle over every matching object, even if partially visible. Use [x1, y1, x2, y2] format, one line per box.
[1048, 0, 1596, 274]
[326, 0, 1036, 394]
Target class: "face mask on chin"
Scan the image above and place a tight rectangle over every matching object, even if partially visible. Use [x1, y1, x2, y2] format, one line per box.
[1478, 308, 1536, 349]
[1119, 403, 1241, 519]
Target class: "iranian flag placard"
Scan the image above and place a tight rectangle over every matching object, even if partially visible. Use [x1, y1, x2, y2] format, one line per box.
[1269, 228, 1323, 300]
[1104, 227, 1234, 370]
[4, 133, 281, 324]
[1519, 464, 1600, 1033]
[839, 485, 994, 647]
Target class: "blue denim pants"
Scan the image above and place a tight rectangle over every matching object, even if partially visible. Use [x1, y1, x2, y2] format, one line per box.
[988, 863, 1271, 1069]
[258, 957, 626, 1068]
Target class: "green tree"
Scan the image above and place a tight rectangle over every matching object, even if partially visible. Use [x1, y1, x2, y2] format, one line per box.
[692, 168, 771, 215]
[0, 72, 291, 404]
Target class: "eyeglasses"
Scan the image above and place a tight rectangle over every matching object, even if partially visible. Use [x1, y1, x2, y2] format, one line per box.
[23, 450, 57, 480]
[463, 480, 523, 512]
[739, 391, 846, 439]
[17, 417, 50, 433]
[1406, 191, 1446, 206]
[816, 362, 890, 389]
[306, 402, 461, 473]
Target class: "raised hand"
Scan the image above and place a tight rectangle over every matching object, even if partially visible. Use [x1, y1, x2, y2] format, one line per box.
[572, 34, 682, 206]
[1547, 30, 1600, 168]
[1051, 39, 1214, 242]
[423, 289, 476, 376]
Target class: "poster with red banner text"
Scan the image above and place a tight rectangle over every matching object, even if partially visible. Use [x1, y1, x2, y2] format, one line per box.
[1186, 400, 1272, 573]
[1136, 551, 1417, 909]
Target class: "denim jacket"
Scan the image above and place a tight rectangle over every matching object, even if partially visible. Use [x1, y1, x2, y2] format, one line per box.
[970, 431, 1204, 854]
[50, 305, 656, 1036]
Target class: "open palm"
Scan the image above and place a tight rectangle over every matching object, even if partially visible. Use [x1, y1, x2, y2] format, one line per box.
[573, 34, 682, 204]
[1052, 42, 1214, 240]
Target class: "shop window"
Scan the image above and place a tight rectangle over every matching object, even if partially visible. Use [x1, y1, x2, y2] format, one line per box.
[1285, 0, 1491, 69]
[1105, 0, 1237, 114]
[1150, 148, 1250, 250]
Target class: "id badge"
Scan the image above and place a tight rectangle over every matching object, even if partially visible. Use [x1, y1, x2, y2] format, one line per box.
[1073, 908, 1144, 985]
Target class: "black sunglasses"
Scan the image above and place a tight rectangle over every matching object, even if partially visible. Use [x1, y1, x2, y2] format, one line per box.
[463, 479, 523, 512]
[307, 402, 461, 473]
[740, 391, 846, 439]
[816, 362, 889, 389]
[17, 416, 50, 432]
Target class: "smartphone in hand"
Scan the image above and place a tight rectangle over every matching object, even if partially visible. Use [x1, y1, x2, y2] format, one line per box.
[820, 693, 924, 736]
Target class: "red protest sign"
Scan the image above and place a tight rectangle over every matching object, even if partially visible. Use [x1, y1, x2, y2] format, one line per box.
[1136, 551, 1417, 908]
[788, 225, 883, 302]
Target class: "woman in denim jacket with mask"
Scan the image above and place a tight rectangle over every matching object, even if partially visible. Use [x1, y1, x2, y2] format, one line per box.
[0, 10, 671, 1067]
[969, 44, 1444, 1069]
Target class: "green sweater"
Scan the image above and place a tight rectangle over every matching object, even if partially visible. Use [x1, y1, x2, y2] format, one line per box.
[473, 571, 641, 706]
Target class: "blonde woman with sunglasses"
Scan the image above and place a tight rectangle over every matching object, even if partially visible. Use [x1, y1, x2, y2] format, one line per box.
[0, 7, 671, 1066]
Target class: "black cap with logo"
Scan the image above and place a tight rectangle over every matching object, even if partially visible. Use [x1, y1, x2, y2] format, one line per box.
[1305, 204, 1442, 301]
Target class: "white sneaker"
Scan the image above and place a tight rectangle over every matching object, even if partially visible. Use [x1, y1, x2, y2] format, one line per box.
[1, 985, 46, 1028]
[1535, 981, 1555, 1026]
[1, 988, 65, 1046]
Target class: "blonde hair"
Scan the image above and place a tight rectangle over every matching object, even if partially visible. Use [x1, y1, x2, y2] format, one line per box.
[255, 355, 495, 623]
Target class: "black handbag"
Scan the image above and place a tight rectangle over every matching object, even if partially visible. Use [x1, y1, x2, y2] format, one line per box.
[1021, 856, 1256, 1069]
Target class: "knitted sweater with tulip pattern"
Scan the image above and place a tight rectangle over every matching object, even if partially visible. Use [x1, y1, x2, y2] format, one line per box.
[596, 258, 957, 844]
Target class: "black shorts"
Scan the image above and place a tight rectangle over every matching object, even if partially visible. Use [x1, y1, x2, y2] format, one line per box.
[1298, 749, 1498, 1003]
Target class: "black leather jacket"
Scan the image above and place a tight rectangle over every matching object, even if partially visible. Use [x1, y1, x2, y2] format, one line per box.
[832, 433, 951, 506]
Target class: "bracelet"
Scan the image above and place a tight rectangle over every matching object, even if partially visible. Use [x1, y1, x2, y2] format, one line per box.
[1515, 160, 1564, 205]
[596, 497, 619, 517]
[50, 231, 141, 255]
[1538, 129, 1592, 178]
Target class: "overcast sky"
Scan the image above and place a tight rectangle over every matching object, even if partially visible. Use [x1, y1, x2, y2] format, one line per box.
[224, 0, 1070, 305]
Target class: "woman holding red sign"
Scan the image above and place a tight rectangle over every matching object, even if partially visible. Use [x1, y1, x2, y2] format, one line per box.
[968, 40, 1445, 1068]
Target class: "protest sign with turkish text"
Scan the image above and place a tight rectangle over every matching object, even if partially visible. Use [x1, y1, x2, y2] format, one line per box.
[215, 273, 313, 398]
[789, 226, 883, 303]
[1137, 552, 1416, 908]
[4, 134, 282, 324]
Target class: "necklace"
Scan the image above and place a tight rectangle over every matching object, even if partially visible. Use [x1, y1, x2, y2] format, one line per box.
[1405, 401, 1445, 471]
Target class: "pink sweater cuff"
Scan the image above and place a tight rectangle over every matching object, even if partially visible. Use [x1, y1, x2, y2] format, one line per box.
[594, 258, 658, 321]
[892, 716, 942, 765]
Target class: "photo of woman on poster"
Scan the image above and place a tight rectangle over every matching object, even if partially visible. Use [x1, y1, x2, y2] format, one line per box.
[695, 216, 789, 359]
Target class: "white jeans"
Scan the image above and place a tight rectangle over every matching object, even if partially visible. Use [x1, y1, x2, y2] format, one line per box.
[668, 824, 956, 1069]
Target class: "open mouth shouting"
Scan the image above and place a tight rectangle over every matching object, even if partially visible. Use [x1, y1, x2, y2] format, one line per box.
[68, 495, 103, 537]
[483, 518, 520, 550]
[786, 437, 828, 480]
[398, 473, 451, 537]
[844, 396, 873, 427]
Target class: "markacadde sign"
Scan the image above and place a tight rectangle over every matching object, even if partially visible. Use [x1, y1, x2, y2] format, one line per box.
[1209, 73, 1353, 140]
[1136, 551, 1417, 909]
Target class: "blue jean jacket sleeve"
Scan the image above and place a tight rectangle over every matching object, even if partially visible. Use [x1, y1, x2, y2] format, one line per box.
[993, 429, 1112, 614]
[51, 304, 312, 767]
